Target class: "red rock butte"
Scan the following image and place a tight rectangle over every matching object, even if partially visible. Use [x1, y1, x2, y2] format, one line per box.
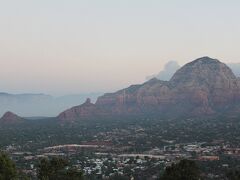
[0, 111, 24, 124]
[58, 57, 240, 122]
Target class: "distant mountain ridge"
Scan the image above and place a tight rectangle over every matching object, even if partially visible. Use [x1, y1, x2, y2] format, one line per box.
[146, 61, 180, 81]
[0, 93, 102, 117]
[228, 63, 240, 77]
[58, 57, 240, 121]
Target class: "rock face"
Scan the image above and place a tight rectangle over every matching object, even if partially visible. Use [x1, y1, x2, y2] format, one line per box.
[58, 57, 240, 121]
[0, 111, 24, 124]
[57, 98, 108, 122]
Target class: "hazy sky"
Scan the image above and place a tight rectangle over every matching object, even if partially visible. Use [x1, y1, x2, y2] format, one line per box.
[0, 0, 240, 95]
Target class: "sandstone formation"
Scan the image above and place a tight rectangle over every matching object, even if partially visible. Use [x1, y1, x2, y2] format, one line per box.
[58, 57, 240, 121]
[57, 98, 108, 122]
[0, 111, 24, 124]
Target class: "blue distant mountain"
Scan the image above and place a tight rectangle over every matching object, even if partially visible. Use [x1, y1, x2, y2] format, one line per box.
[228, 63, 240, 77]
[0, 93, 102, 117]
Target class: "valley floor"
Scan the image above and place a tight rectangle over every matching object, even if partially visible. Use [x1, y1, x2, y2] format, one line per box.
[1, 117, 240, 179]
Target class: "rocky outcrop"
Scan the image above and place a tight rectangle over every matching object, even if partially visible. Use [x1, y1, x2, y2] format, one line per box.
[0, 111, 24, 124]
[58, 57, 240, 121]
[168, 57, 240, 114]
[58, 98, 108, 122]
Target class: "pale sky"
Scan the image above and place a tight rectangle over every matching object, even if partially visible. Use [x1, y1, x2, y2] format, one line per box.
[0, 0, 240, 95]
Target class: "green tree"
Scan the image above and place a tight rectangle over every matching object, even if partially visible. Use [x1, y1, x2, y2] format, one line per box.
[109, 173, 129, 180]
[37, 157, 83, 180]
[65, 167, 84, 180]
[160, 159, 200, 180]
[0, 152, 17, 180]
[226, 168, 240, 180]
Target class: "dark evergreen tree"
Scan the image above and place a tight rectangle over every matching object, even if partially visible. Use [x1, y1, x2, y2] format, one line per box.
[160, 159, 200, 180]
[226, 168, 240, 180]
[0, 152, 17, 180]
[37, 157, 83, 180]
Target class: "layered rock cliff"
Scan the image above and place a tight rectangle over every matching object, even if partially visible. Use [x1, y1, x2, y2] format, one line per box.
[57, 98, 108, 122]
[58, 57, 240, 121]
